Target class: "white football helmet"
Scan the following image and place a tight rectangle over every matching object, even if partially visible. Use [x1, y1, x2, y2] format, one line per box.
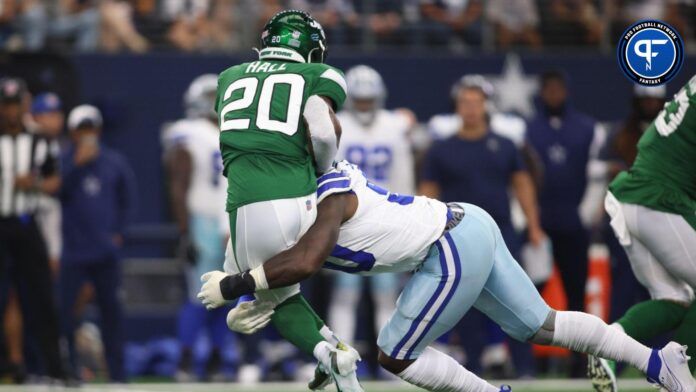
[184, 73, 218, 119]
[345, 65, 386, 125]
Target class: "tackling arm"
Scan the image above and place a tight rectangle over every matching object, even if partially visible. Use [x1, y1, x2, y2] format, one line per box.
[199, 193, 355, 306]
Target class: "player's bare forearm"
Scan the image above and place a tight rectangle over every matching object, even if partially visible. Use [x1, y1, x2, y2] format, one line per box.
[263, 193, 348, 288]
[208, 193, 356, 303]
[166, 147, 192, 233]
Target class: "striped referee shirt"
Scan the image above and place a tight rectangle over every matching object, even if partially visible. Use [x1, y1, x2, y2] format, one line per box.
[0, 130, 59, 218]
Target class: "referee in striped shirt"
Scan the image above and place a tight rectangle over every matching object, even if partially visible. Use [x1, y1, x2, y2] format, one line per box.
[0, 77, 66, 381]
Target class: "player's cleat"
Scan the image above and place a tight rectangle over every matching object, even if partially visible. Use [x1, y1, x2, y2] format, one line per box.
[311, 342, 363, 392]
[588, 355, 617, 392]
[499, 385, 512, 391]
[308, 363, 332, 391]
[646, 342, 695, 392]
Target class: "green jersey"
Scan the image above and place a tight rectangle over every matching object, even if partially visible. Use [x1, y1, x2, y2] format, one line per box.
[215, 60, 346, 211]
[610, 75, 696, 229]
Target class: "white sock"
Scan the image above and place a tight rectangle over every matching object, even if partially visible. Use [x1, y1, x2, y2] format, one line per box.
[319, 325, 340, 346]
[328, 287, 360, 345]
[398, 346, 498, 392]
[551, 311, 651, 372]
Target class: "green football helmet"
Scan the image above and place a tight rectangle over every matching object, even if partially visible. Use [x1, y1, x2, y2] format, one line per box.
[259, 10, 328, 64]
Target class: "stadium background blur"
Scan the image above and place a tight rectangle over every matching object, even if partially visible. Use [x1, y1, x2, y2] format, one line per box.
[0, 0, 695, 387]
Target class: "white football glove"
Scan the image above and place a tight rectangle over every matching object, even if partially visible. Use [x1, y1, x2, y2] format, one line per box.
[197, 271, 231, 310]
[226, 300, 275, 334]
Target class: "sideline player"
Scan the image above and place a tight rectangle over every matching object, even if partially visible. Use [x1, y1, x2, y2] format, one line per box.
[589, 76, 696, 391]
[199, 161, 696, 392]
[198, 10, 362, 390]
[162, 74, 229, 382]
[328, 64, 416, 353]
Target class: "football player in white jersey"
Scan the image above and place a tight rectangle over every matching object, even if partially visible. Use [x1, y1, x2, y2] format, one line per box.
[162, 74, 230, 382]
[199, 161, 695, 392]
[328, 65, 416, 356]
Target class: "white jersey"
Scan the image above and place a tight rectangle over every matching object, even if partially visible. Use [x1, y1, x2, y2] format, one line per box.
[336, 109, 415, 194]
[161, 118, 227, 219]
[317, 161, 448, 275]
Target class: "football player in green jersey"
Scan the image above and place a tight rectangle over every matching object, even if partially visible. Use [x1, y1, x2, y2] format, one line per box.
[196, 10, 362, 391]
[589, 76, 696, 392]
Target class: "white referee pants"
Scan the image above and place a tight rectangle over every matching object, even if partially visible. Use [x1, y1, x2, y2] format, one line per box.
[224, 193, 317, 306]
[606, 192, 696, 305]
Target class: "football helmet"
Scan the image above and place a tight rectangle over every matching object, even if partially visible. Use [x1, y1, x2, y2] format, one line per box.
[345, 65, 386, 126]
[259, 10, 328, 64]
[184, 73, 217, 119]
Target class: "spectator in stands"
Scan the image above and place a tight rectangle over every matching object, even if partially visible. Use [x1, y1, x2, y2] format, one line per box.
[608, 0, 690, 44]
[163, 0, 235, 52]
[598, 85, 665, 322]
[539, 0, 602, 47]
[14, 1, 45, 51]
[59, 105, 137, 382]
[350, 0, 406, 46]
[486, 0, 541, 49]
[162, 0, 210, 51]
[288, 0, 358, 45]
[99, 0, 149, 53]
[526, 71, 601, 376]
[420, 75, 544, 377]
[418, 0, 483, 47]
[49, 0, 101, 51]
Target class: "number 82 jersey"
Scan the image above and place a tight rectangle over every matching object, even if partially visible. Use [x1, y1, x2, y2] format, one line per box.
[216, 60, 346, 211]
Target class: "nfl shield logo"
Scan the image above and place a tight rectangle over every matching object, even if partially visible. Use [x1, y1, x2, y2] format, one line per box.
[306, 200, 312, 211]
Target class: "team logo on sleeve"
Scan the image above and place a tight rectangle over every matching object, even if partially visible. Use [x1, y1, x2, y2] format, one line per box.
[617, 20, 684, 86]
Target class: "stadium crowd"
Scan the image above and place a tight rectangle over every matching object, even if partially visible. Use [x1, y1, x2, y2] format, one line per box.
[0, 0, 694, 53]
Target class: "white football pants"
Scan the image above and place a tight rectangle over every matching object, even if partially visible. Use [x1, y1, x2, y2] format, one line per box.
[224, 193, 317, 306]
[606, 192, 696, 305]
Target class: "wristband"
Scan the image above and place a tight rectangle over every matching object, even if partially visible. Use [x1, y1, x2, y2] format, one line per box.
[219, 272, 256, 300]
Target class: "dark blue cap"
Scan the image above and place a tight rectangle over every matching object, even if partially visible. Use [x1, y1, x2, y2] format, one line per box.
[31, 92, 62, 114]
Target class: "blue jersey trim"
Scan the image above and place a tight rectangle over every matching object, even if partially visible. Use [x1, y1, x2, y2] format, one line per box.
[324, 244, 376, 273]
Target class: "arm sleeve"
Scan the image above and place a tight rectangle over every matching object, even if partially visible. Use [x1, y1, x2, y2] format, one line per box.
[309, 66, 347, 111]
[303, 95, 338, 174]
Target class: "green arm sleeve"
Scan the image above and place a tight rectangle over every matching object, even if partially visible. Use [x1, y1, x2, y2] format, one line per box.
[271, 293, 326, 355]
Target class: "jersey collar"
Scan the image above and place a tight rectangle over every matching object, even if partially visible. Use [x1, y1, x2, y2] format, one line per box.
[258, 47, 306, 63]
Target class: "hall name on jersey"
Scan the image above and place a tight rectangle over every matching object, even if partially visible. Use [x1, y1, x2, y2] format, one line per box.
[245, 61, 287, 74]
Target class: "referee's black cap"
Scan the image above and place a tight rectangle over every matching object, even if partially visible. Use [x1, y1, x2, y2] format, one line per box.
[0, 77, 27, 103]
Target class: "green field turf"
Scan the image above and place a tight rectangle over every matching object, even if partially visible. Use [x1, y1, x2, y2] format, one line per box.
[0, 380, 656, 392]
